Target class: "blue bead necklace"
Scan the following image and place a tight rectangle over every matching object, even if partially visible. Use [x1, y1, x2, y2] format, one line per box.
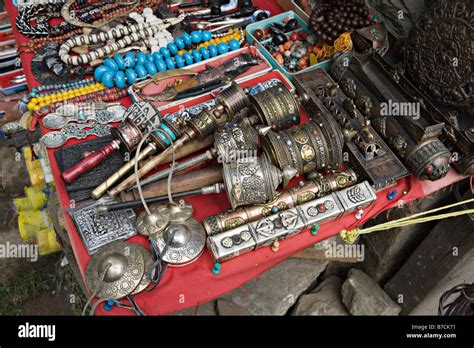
[94, 30, 242, 89]
[31, 78, 96, 98]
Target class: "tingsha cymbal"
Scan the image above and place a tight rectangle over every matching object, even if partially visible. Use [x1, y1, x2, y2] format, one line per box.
[85, 242, 145, 300]
[132, 245, 155, 295]
[150, 218, 206, 267]
[136, 204, 170, 237]
[168, 202, 194, 223]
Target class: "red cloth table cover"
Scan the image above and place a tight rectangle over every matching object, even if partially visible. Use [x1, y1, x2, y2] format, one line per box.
[4, 0, 465, 315]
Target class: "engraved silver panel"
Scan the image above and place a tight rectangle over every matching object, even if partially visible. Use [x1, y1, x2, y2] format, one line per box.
[208, 181, 377, 263]
[70, 197, 137, 254]
[206, 225, 256, 263]
[335, 181, 377, 213]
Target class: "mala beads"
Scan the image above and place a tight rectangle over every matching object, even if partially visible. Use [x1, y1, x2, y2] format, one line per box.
[16, 4, 62, 38]
[94, 30, 242, 89]
[309, 0, 371, 45]
[48, 88, 128, 112]
[27, 82, 105, 111]
[58, 18, 184, 66]
[30, 78, 97, 98]
[19, 29, 82, 53]
[61, 0, 132, 29]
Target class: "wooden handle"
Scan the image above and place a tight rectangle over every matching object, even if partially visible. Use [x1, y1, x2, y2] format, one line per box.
[61, 141, 119, 184]
[161, 135, 214, 162]
[120, 166, 223, 201]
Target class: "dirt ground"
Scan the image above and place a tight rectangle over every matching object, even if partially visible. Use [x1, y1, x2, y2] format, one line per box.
[0, 185, 85, 316]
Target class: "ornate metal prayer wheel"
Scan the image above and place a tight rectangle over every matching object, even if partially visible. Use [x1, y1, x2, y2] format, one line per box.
[185, 107, 223, 140]
[222, 155, 296, 210]
[203, 168, 358, 235]
[109, 118, 144, 153]
[263, 120, 344, 176]
[215, 81, 250, 117]
[148, 119, 182, 151]
[110, 100, 164, 152]
[214, 123, 259, 163]
[248, 82, 300, 131]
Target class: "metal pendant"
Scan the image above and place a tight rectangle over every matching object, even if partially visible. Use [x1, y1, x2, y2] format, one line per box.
[43, 113, 68, 129]
[41, 131, 68, 148]
[40, 123, 112, 148]
[85, 241, 146, 300]
[44, 104, 126, 130]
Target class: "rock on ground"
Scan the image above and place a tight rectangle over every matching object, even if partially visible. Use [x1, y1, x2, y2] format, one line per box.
[342, 269, 401, 316]
[221, 258, 328, 315]
[291, 276, 349, 316]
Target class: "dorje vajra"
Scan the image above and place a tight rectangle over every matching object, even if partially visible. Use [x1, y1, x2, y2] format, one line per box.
[203, 168, 358, 235]
[207, 181, 377, 263]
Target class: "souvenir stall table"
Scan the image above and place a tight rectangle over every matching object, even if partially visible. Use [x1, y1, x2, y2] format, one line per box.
[4, 0, 467, 315]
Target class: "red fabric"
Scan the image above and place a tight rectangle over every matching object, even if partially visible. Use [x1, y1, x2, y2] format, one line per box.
[4, 0, 464, 316]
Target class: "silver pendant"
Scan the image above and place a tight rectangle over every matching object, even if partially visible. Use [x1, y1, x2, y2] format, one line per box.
[43, 104, 126, 130]
[40, 123, 112, 148]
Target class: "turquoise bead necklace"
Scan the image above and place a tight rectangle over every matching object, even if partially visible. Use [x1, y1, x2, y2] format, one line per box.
[94, 30, 242, 89]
